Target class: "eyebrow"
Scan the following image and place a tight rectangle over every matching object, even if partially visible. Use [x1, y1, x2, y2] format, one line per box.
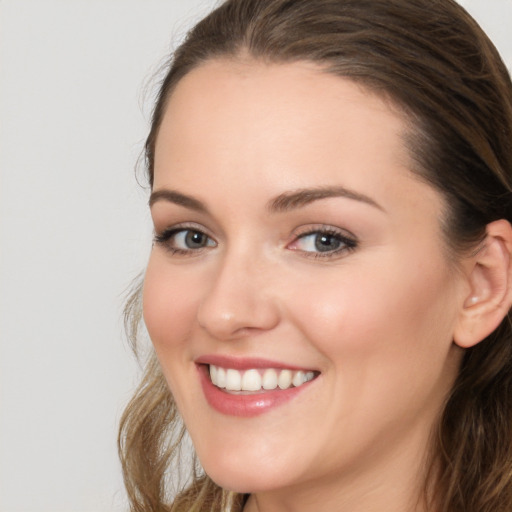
[149, 189, 208, 213]
[149, 185, 384, 213]
[268, 186, 384, 213]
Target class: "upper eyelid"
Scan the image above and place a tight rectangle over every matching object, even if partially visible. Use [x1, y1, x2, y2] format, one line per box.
[155, 222, 213, 236]
[292, 224, 357, 239]
[152, 214, 227, 240]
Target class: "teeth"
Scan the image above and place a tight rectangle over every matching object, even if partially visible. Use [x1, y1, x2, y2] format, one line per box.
[262, 368, 278, 390]
[278, 369, 292, 389]
[292, 370, 304, 387]
[242, 369, 262, 391]
[304, 371, 315, 382]
[209, 364, 217, 383]
[225, 369, 242, 391]
[216, 367, 226, 388]
[208, 365, 316, 392]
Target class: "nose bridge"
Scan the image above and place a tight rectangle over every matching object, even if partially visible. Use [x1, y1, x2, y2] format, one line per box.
[197, 243, 280, 339]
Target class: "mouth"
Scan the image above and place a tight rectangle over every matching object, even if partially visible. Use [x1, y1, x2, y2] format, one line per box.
[208, 365, 317, 394]
[195, 356, 320, 416]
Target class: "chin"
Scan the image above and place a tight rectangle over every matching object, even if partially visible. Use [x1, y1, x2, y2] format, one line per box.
[199, 451, 297, 494]
[206, 469, 281, 494]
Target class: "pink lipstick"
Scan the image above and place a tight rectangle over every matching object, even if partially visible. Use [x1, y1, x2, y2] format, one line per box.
[196, 355, 318, 417]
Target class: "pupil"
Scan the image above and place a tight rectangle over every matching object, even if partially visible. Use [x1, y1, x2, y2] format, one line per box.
[186, 231, 205, 248]
[315, 234, 339, 252]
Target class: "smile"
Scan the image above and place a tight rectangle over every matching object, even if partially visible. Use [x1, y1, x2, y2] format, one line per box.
[196, 358, 320, 417]
[209, 365, 316, 393]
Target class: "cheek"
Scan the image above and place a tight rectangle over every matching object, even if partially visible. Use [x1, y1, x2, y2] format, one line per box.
[287, 254, 460, 390]
[142, 252, 200, 354]
[142, 253, 208, 419]
[282, 257, 462, 463]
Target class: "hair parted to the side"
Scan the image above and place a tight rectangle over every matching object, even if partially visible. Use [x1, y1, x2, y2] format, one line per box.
[118, 1, 512, 511]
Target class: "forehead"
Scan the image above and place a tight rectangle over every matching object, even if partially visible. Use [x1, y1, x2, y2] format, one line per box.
[157, 58, 409, 155]
[154, 58, 436, 216]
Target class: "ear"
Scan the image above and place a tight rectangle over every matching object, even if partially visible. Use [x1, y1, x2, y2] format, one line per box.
[454, 219, 512, 348]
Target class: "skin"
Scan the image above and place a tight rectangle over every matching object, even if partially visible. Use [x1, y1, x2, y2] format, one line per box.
[143, 59, 472, 512]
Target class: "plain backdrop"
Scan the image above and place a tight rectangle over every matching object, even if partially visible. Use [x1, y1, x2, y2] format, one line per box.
[0, 1, 510, 511]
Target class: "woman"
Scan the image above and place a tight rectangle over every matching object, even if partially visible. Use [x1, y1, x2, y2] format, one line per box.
[119, 1, 512, 511]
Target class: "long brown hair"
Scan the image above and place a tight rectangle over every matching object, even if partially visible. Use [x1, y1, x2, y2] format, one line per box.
[119, 1, 512, 510]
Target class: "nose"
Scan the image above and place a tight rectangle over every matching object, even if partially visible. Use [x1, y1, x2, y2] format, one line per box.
[197, 252, 280, 340]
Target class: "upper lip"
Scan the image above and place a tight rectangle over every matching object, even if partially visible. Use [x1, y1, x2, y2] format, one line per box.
[195, 354, 318, 372]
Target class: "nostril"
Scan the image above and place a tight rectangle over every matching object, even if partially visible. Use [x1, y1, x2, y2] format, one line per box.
[197, 288, 280, 340]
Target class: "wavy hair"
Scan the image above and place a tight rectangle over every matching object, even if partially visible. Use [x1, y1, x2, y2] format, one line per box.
[119, 1, 512, 510]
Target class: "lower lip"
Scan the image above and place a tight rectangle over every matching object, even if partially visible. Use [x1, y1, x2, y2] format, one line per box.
[198, 365, 314, 417]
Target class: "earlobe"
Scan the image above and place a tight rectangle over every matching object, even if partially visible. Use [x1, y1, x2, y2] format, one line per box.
[454, 219, 512, 348]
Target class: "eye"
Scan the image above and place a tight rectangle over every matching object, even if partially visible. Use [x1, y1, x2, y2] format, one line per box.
[288, 227, 357, 257]
[154, 227, 217, 254]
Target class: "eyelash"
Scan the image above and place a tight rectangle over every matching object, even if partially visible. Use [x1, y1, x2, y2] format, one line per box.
[289, 226, 358, 259]
[153, 224, 216, 256]
[153, 225, 358, 259]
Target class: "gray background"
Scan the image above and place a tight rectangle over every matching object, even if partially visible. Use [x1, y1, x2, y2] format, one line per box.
[1, 1, 510, 511]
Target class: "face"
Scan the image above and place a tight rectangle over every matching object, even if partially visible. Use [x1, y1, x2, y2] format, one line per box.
[143, 59, 467, 502]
